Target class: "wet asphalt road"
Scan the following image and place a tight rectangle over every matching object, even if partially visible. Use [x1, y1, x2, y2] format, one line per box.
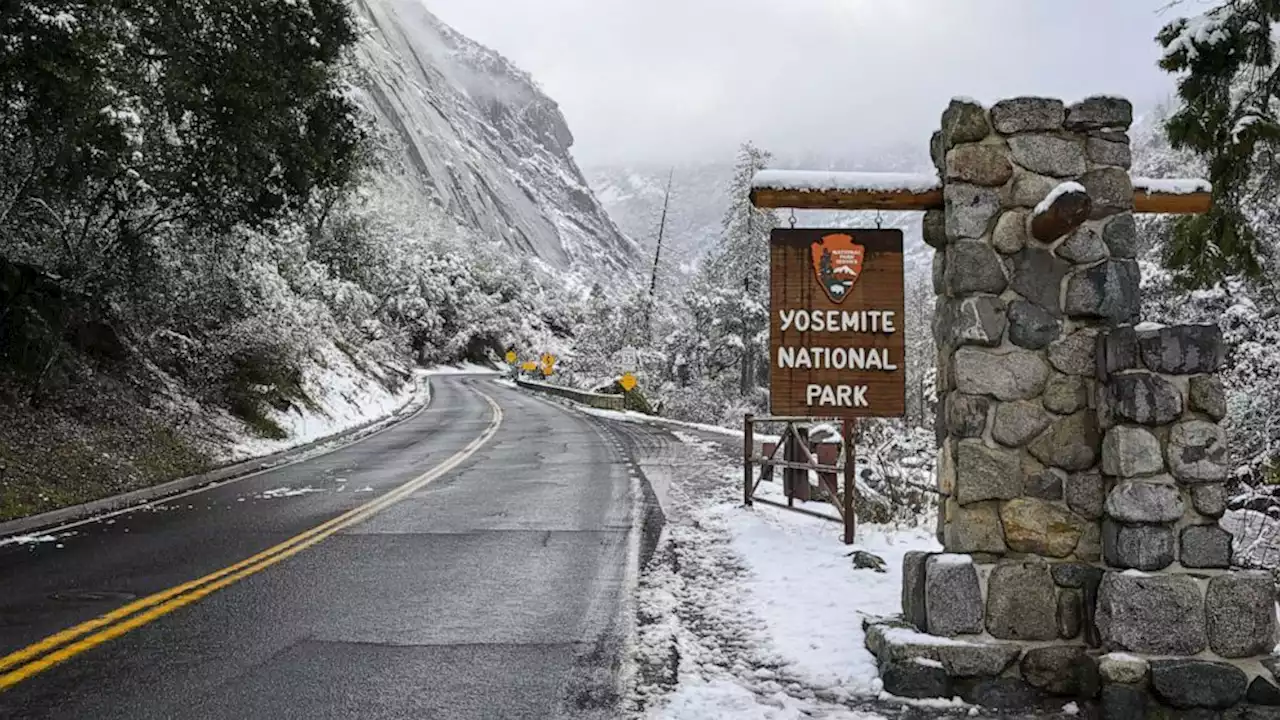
[0, 376, 658, 720]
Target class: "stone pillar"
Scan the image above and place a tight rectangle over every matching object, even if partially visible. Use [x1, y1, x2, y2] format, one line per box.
[928, 95, 1135, 564]
[1093, 323, 1280, 711]
[867, 95, 1280, 715]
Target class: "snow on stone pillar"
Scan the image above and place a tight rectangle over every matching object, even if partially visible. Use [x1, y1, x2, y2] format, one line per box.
[928, 95, 1134, 568]
[874, 95, 1142, 707]
[873, 94, 1280, 714]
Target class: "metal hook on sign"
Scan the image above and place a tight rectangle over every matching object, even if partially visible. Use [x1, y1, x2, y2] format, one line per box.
[788, 208, 797, 229]
[875, 210, 883, 229]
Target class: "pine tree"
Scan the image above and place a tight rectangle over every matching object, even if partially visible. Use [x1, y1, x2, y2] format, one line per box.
[1156, 0, 1280, 286]
[699, 142, 776, 397]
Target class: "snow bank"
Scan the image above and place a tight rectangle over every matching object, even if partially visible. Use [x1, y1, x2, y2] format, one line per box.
[751, 170, 941, 194]
[422, 362, 501, 375]
[578, 406, 783, 444]
[724, 502, 941, 697]
[0, 531, 75, 549]
[1132, 177, 1212, 195]
[221, 342, 419, 462]
[652, 677, 888, 719]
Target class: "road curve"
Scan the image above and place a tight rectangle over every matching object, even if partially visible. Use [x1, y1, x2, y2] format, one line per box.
[0, 376, 651, 719]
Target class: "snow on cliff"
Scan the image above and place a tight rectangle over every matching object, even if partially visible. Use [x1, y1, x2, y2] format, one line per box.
[351, 0, 640, 275]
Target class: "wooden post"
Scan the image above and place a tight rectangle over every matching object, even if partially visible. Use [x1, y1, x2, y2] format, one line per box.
[743, 414, 754, 507]
[842, 418, 857, 546]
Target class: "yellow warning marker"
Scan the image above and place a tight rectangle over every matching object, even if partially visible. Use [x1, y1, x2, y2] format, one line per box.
[521, 361, 538, 372]
[541, 353, 556, 368]
[505, 350, 517, 364]
[541, 364, 554, 377]
[619, 372, 637, 392]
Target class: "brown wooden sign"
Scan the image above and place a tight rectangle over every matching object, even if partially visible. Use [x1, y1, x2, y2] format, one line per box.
[769, 228, 905, 417]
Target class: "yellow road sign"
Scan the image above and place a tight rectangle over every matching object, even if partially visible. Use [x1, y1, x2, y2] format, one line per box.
[505, 350, 517, 364]
[521, 361, 537, 372]
[541, 365, 554, 376]
[619, 372, 637, 392]
[541, 353, 556, 368]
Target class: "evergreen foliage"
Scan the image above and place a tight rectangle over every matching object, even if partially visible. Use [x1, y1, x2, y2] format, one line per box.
[1157, 0, 1280, 286]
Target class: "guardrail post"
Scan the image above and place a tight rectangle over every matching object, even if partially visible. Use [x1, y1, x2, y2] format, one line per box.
[743, 414, 754, 506]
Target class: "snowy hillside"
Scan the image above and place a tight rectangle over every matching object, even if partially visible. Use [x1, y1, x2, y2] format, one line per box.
[352, 0, 640, 275]
[586, 143, 935, 280]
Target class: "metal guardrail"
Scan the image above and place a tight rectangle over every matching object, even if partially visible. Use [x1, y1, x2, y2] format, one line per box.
[515, 378, 625, 411]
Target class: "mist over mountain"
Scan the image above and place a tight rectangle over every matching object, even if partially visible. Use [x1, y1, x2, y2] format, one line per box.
[353, 0, 640, 276]
[585, 143, 936, 283]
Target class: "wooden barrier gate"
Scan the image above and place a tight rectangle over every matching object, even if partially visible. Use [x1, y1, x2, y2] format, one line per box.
[743, 414, 858, 545]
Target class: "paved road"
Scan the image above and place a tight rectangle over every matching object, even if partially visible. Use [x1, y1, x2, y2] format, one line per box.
[0, 376, 661, 720]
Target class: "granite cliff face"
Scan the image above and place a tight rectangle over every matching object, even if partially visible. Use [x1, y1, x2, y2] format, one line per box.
[352, 0, 639, 274]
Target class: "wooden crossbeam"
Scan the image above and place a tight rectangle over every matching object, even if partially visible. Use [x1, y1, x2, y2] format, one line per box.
[749, 170, 1212, 215]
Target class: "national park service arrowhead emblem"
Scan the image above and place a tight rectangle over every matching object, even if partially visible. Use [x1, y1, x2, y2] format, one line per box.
[811, 233, 865, 304]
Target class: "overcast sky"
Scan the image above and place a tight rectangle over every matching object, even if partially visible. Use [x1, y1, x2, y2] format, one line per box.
[425, 0, 1194, 168]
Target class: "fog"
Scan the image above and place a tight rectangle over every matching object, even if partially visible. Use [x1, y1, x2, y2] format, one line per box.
[426, 0, 1187, 166]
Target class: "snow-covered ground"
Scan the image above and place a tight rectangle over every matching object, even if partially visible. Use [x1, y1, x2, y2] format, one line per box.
[581, 406, 783, 444]
[421, 362, 502, 376]
[630, 428, 944, 720]
[219, 343, 423, 463]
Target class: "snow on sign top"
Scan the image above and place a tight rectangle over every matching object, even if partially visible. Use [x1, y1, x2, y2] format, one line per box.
[751, 170, 941, 194]
[1132, 177, 1212, 195]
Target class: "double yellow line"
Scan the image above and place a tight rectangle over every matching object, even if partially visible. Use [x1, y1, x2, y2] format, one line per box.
[0, 389, 503, 692]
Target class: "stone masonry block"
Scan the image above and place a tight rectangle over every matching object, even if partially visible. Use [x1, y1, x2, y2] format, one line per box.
[934, 295, 1007, 349]
[1167, 420, 1228, 484]
[1104, 479, 1184, 524]
[901, 551, 933, 631]
[953, 347, 1049, 401]
[945, 393, 990, 438]
[925, 555, 984, 636]
[1007, 247, 1070, 316]
[1101, 425, 1163, 477]
[1137, 324, 1225, 375]
[1008, 134, 1086, 177]
[945, 188, 1003, 244]
[1205, 571, 1277, 658]
[942, 98, 990, 148]
[943, 499, 1007, 555]
[1063, 259, 1140, 324]
[992, 401, 1052, 448]
[985, 560, 1058, 641]
[1096, 571, 1206, 655]
[1188, 374, 1227, 421]
[1027, 411, 1099, 472]
[1180, 524, 1232, 569]
[955, 440, 1022, 505]
[1102, 520, 1175, 571]
[1106, 372, 1184, 426]
[1149, 659, 1247, 710]
[946, 144, 1013, 186]
[1000, 498, 1085, 558]
[1065, 96, 1133, 130]
[991, 97, 1065, 134]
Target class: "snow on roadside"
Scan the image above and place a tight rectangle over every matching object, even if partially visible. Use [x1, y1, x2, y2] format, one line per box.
[221, 342, 420, 463]
[421, 362, 502, 375]
[0, 531, 76, 549]
[255, 486, 327, 500]
[581, 406, 783, 444]
[632, 427, 940, 720]
[724, 501, 940, 698]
